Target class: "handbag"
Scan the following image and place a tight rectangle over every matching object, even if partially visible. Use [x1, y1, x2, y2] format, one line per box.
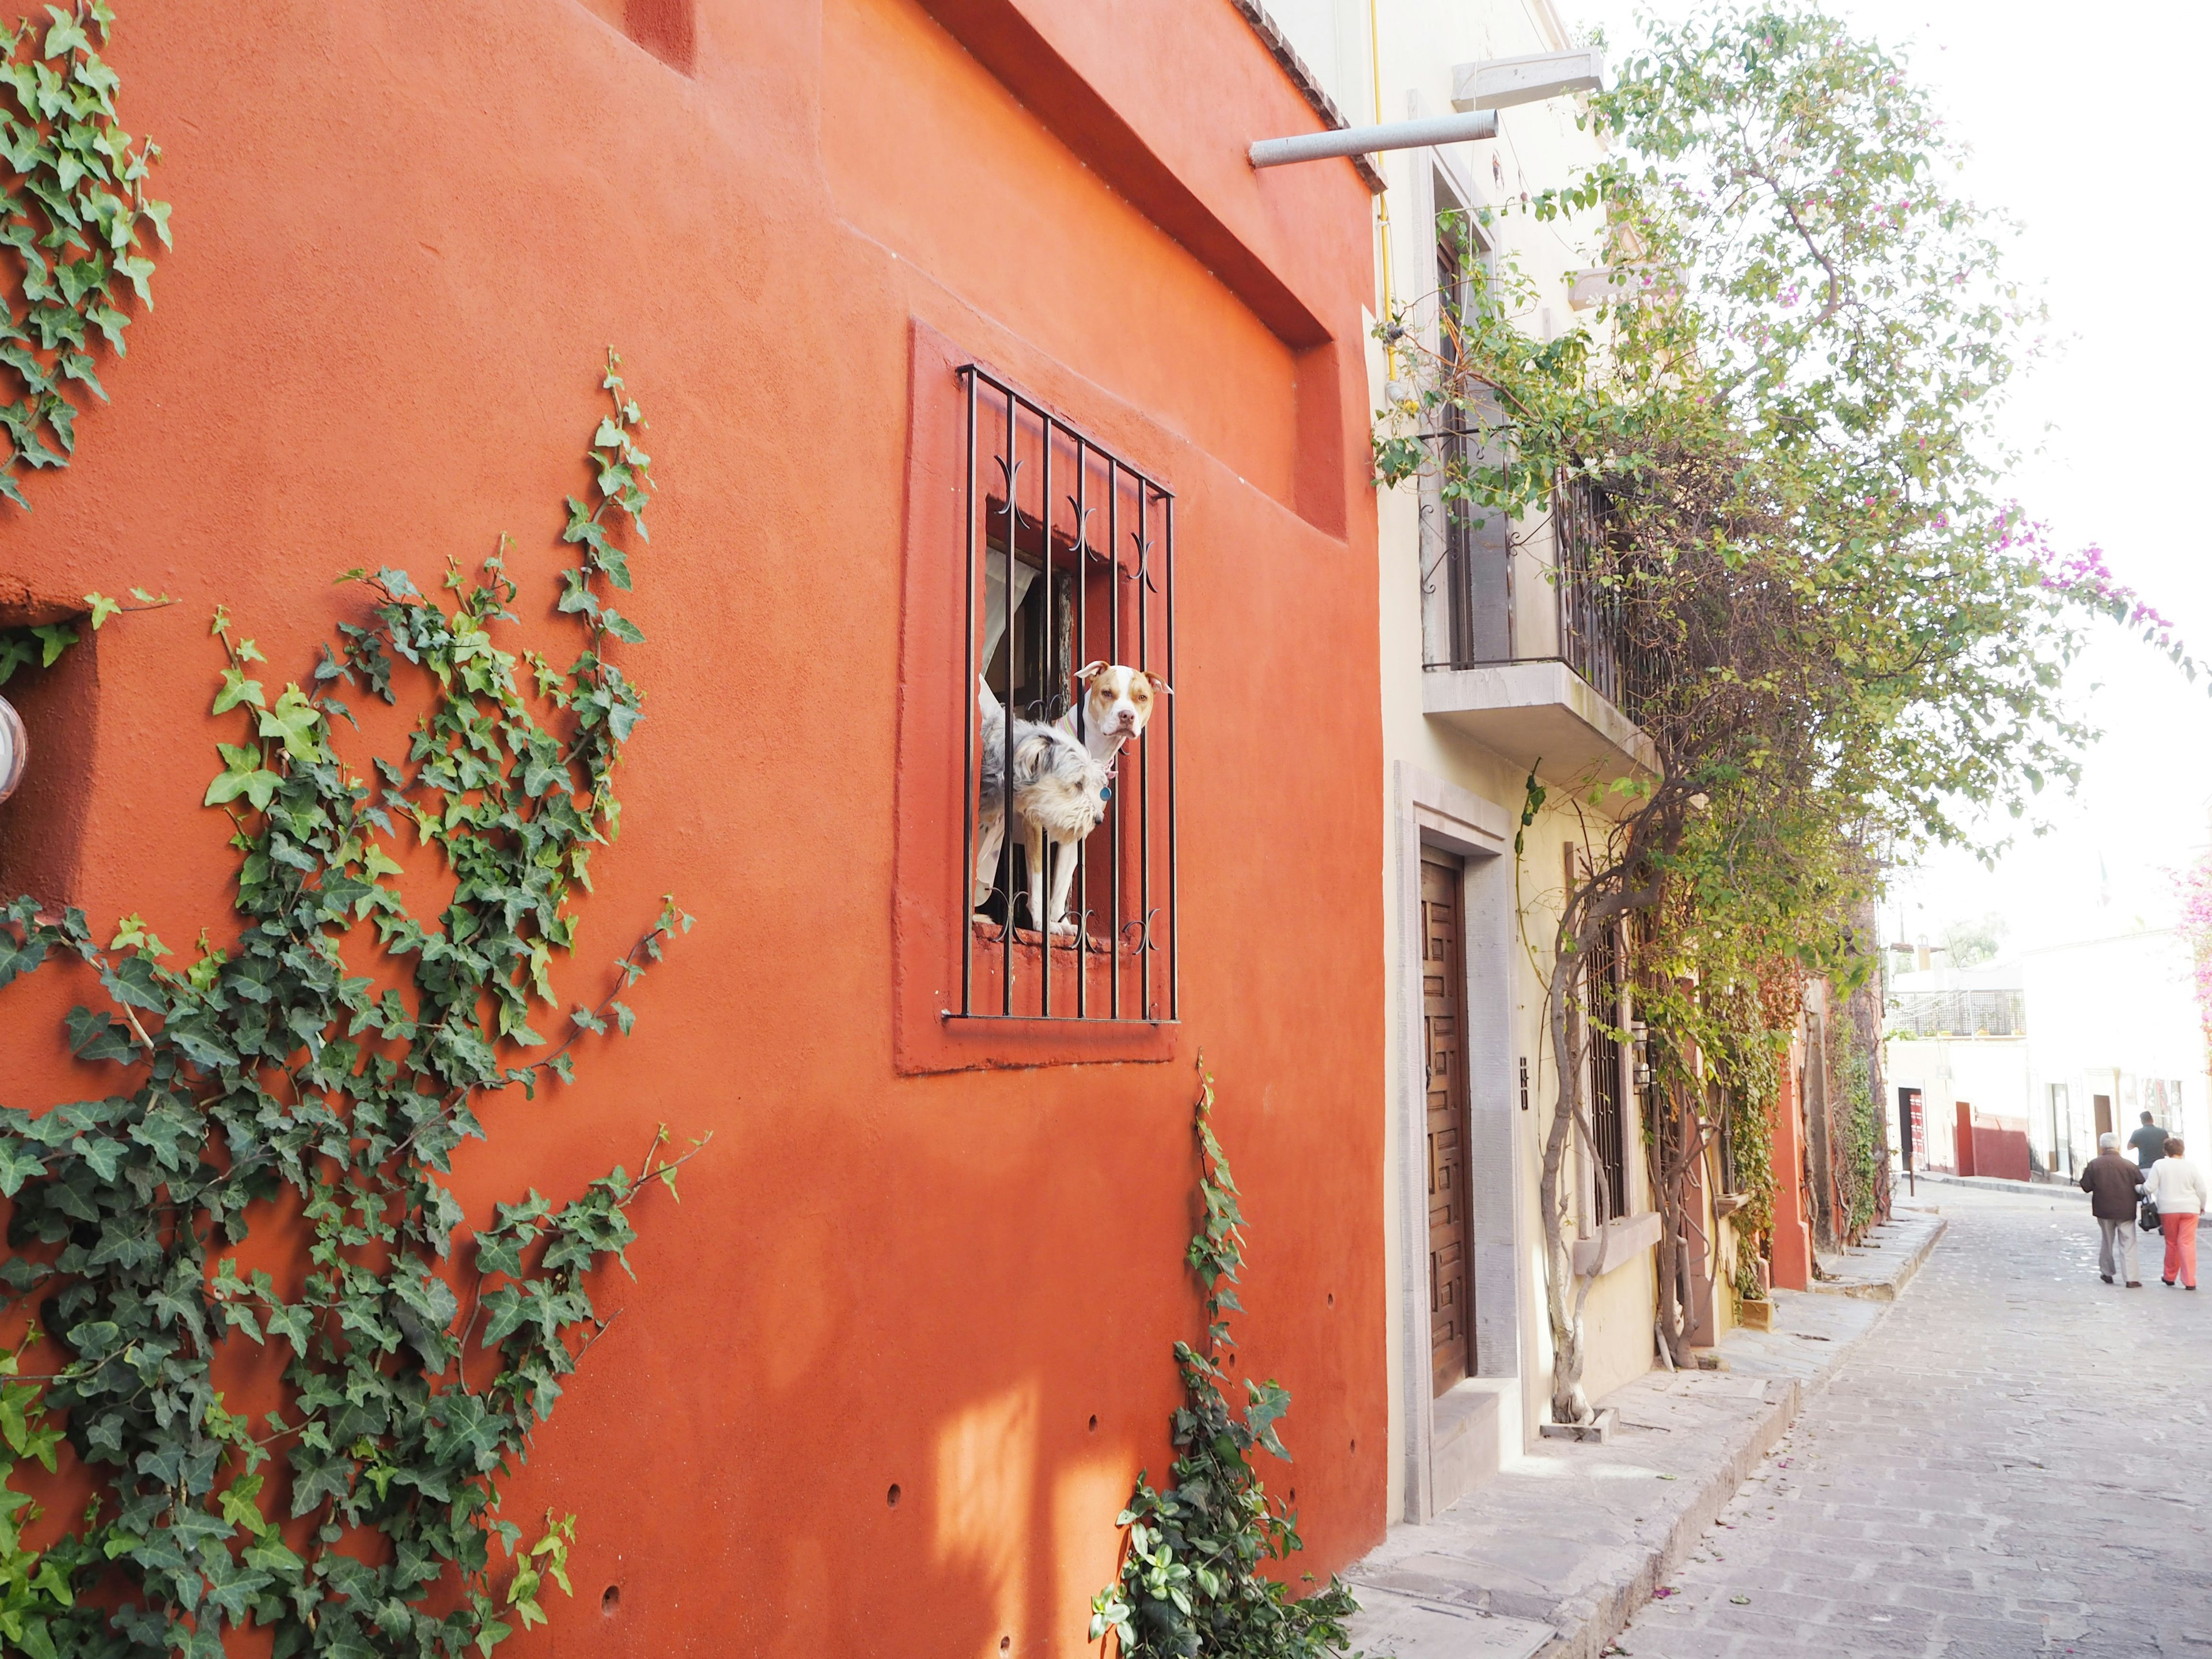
[2139, 1194, 2161, 1232]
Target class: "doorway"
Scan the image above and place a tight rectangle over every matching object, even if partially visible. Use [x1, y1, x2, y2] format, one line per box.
[2094, 1094, 2113, 1143]
[1422, 853, 1474, 1397]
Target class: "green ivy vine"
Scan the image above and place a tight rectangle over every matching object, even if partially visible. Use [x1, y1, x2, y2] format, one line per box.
[0, 0, 168, 506]
[0, 588, 171, 685]
[1090, 1063, 1357, 1659]
[1830, 1022, 1884, 1237]
[0, 353, 697, 1658]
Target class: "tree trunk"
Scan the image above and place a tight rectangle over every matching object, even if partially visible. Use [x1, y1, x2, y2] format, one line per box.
[1540, 950, 1593, 1424]
[1805, 1001, 1837, 1252]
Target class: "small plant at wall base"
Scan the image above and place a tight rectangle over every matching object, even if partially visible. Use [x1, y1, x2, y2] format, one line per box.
[0, 355, 699, 1658]
[1090, 1061, 1357, 1659]
[0, 1, 169, 507]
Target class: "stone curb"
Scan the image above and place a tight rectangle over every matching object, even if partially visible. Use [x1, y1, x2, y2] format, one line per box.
[1807, 1213, 1948, 1302]
[1528, 1376, 1804, 1659]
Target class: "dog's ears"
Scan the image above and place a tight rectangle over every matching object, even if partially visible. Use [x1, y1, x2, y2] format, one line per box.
[1075, 661, 1108, 684]
[1141, 671, 1173, 696]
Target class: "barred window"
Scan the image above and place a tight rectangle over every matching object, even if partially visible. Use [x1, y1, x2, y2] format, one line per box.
[1585, 925, 1628, 1224]
[954, 363, 1177, 1025]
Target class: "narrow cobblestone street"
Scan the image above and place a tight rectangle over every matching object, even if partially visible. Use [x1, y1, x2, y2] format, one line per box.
[1614, 1184, 2212, 1658]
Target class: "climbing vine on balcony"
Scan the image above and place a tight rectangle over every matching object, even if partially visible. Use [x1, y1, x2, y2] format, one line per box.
[0, 354, 696, 1658]
[1090, 1062, 1357, 1659]
[0, 0, 170, 507]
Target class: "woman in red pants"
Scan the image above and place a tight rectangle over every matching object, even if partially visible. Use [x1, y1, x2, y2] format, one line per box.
[2146, 1135, 2209, 1289]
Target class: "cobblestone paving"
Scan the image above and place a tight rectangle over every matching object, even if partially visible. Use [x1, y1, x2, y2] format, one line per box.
[1613, 1185, 2212, 1658]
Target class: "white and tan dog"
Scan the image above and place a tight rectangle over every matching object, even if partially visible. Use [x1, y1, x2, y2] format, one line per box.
[1060, 661, 1169, 770]
[972, 661, 1167, 936]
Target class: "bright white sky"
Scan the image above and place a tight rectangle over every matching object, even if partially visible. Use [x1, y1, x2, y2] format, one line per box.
[1567, 0, 2212, 959]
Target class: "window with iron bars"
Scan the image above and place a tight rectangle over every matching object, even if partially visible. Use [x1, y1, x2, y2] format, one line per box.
[955, 363, 1177, 1025]
[1585, 925, 1630, 1224]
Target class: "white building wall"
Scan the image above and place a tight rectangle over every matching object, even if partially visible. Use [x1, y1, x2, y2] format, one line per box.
[2023, 930, 2206, 1173]
[1270, 0, 1654, 1527]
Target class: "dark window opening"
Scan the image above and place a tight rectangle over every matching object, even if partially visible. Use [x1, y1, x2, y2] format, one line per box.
[1585, 925, 1628, 1224]
[1432, 194, 1511, 669]
[956, 363, 1176, 1024]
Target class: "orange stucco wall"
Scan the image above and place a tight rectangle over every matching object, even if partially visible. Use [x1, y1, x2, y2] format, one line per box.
[0, 2, 1385, 1653]
[1771, 1040, 1813, 1291]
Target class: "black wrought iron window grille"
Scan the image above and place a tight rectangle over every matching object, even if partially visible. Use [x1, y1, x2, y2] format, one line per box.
[955, 362, 1177, 1024]
[1584, 925, 1629, 1225]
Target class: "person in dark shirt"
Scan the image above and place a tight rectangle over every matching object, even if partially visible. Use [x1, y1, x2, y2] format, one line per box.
[2129, 1112, 2171, 1169]
[2081, 1132, 2148, 1285]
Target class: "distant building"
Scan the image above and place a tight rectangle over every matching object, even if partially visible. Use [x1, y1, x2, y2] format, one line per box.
[1883, 929, 2203, 1178]
[2022, 929, 2202, 1176]
[1884, 959, 2029, 1175]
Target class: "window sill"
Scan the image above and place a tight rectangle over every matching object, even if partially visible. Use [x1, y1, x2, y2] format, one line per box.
[1572, 1210, 1662, 1278]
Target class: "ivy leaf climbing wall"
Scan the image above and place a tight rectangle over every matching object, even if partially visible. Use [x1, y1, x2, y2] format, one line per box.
[0, 0, 169, 507]
[0, 355, 700, 1659]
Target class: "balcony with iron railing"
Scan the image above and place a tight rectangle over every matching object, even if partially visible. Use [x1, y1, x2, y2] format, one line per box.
[1420, 469, 1658, 786]
[1887, 989, 2026, 1040]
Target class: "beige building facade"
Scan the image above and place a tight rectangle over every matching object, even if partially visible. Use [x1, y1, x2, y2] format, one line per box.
[1267, 0, 1676, 1525]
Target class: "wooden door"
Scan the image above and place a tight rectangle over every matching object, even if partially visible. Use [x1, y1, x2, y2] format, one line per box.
[2094, 1094, 2113, 1143]
[1422, 855, 1474, 1397]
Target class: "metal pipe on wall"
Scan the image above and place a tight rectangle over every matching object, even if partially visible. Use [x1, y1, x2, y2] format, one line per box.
[1249, 108, 1498, 170]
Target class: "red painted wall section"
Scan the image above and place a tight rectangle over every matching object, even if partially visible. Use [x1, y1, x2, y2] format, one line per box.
[1956, 1106, 2031, 1184]
[0, 3, 1383, 1656]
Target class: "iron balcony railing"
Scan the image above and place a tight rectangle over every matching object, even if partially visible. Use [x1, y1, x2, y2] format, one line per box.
[1422, 471, 1658, 722]
[1887, 990, 2025, 1038]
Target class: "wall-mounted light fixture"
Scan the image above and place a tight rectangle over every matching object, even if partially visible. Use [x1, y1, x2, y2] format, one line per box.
[0, 695, 22, 805]
[1249, 47, 1604, 174]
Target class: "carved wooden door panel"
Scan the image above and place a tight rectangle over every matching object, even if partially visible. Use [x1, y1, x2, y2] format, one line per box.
[1423, 854, 1474, 1397]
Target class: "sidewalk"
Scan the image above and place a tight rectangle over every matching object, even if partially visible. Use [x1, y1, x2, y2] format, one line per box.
[1341, 1212, 1945, 1659]
[1898, 1167, 2086, 1202]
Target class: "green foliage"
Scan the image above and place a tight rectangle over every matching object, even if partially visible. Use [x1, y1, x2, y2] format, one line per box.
[0, 586, 172, 685]
[1940, 912, 2006, 969]
[1090, 1064, 1357, 1658]
[0, 1, 168, 508]
[0, 357, 699, 1657]
[1831, 1022, 1885, 1236]
[1377, 1, 2092, 859]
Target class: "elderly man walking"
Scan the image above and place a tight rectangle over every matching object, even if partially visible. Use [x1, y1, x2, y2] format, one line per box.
[2080, 1131, 2148, 1286]
[2147, 1134, 2209, 1289]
